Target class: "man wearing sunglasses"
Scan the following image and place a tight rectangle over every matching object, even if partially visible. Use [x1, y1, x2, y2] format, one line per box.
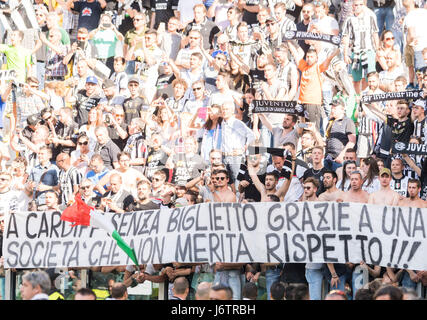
[79, 179, 99, 207]
[64, 27, 96, 76]
[183, 80, 209, 113]
[211, 169, 236, 203]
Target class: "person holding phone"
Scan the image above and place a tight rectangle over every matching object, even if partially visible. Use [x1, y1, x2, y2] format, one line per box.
[89, 13, 125, 73]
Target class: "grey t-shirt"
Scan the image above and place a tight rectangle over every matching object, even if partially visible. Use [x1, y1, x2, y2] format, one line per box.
[271, 127, 299, 148]
[326, 117, 356, 159]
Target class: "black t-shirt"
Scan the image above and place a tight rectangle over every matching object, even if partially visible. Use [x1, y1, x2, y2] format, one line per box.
[284, 0, 302, 21]
[386, 116, 414, 143]
[303, 167, 328, 196]
[150, 0, 179, 29]
[296, 21, 310, 56]
[145, 148, 168, 180]
[242, 0, 263, 26]
[123, 96, 146, 123]
[73, 1, 104, 31]
[74, 90, 102, 126]
[240, 171, 265, 202]
[280, 263, 307, 284]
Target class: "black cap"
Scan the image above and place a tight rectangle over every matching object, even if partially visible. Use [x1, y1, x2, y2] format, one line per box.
[27, 114, 40, 126]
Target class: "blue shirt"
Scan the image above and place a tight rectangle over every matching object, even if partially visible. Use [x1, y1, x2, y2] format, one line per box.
[0, 95, 5, 128]
[86, 168, 109, 196]
[29, 162, 59, 206]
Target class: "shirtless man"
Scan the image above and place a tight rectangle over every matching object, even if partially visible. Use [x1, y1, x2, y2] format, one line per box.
[318, 170, 345, 202]
[212, 168, 237, 202]
[368, 168, 400, 206]
[248, 154, 294, 201]
[302, 177, 319, 201]
[398, 179, 426, 208]
[340, 171, 369, 203]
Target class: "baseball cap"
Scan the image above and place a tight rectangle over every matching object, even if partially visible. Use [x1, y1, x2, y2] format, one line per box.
[379, 168, 391, 177]
[413, 99, 426, 109]
[102, 79, 115, 89]
[27, 114, 40, 126]
[128, 76, 140, 85]
[86, 76, 98, 84]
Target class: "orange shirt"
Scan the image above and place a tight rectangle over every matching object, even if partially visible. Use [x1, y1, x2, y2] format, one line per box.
[297, 59, 326, 105]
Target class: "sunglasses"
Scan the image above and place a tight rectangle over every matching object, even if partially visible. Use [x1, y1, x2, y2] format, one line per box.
[192, 87, 203, 91]
[78, 141, 89, 145]
[266, 22, 276, 27]
[304, 186, 312, 190]
[384, 37, 394, 41]
[214, 176, 226, 181]
[80, 185, 91, 190]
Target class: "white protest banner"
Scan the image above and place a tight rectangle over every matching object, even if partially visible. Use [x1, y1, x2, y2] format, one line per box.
[3, 202, 427, 270]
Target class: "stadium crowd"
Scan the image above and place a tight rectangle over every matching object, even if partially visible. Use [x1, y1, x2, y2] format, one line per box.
[0, 0, 426, 300]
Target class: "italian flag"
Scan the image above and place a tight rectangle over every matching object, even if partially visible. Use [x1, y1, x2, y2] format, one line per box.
[61, 194, 139, 267]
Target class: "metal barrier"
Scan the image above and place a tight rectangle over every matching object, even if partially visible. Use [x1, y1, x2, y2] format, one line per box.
[2, 268, 426, 300]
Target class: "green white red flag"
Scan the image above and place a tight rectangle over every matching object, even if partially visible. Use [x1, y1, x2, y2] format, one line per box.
[61, 194, 139, 267]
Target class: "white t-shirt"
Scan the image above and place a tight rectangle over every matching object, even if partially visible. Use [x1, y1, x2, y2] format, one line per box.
[404, 8, 427, 51]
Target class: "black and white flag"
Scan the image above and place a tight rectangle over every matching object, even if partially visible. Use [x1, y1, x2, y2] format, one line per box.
[0, 0, 38, 31]
[248, 146, 293, 179]
[361, 90, 424, 104]
[283, 30, 341, 46]
[251, 100, 303, 115]
[392, 142, 427, 156]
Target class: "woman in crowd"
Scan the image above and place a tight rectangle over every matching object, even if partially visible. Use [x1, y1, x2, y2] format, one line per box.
[376, 30, 402, 73]
[336, 160, 357, 191]
[361, 157, 381, 194]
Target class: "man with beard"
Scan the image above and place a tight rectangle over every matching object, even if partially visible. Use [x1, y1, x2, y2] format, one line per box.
[248, 154, 294, 202]
[340, 171, 369, 203]
[212, 169, 236, 203]
[131, 180, 160, 211]
[318, 170, 345, 201]
[368, 168, 400, 206]
[301, 177, 319, 201]
[398, 179, 426, 207]
[258, 112, 302, 148]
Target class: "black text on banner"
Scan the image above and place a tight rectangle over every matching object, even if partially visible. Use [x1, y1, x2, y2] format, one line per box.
[3, 202, 426, 270]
